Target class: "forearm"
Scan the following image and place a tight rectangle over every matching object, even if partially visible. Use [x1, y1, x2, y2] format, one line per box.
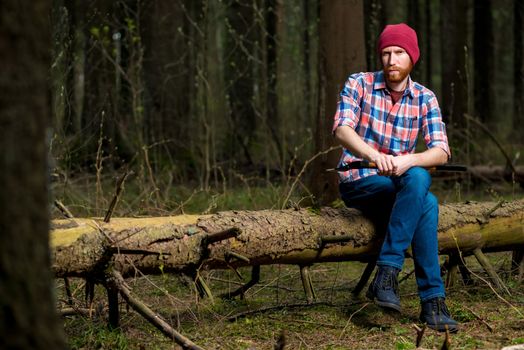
[334, 126, 379, 161]
[410, 147, 449, 168]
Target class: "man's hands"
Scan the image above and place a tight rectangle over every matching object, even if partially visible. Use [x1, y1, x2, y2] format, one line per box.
[334, 125, 449, 177]
[370, 153, 416, 176]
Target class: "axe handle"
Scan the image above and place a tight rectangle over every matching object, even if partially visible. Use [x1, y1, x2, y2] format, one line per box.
[329, 161, 467, 173]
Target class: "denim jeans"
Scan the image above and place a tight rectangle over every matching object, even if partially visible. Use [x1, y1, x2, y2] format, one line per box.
[339, 167, 445, 301]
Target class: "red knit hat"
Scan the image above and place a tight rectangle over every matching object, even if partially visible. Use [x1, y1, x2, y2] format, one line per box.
[377, 23, 420, 65]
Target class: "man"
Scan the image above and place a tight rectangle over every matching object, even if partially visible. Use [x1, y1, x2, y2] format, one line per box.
[332, 23, 458, 332]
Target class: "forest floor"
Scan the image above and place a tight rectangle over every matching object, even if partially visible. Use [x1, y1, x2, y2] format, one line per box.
[59, 256, 524, 350]
[54, 177, 524, 350]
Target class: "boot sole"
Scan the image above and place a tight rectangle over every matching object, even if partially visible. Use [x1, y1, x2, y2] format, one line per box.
[374, 299, 402, 313]
[366, 290, 401, 312]
[425, 323, 459, 333]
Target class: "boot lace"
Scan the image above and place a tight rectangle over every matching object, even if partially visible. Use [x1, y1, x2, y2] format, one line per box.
[380, 269, 399, 296]
[431, 297, 451, 317]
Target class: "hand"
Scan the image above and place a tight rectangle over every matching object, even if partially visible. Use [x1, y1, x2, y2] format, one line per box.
[370, 153, 396, 176]
[391, 154, 416, 176]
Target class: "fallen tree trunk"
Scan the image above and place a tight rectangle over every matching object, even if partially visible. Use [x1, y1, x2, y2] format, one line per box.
[468, 165, 524, 185]
[51, 199, 524, 279]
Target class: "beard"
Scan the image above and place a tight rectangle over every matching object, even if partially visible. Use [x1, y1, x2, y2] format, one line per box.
[383, 63, 412, 84]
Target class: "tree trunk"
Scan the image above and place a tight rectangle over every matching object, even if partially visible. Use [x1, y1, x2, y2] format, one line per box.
[0, 1, 68, 348]
[51, 200, 524, 278]
[440, 0, 469, 128]
[515, 0, 524, 139]
[473, 0, 495, 125]
[310, 0, 366, 205]
[408, 0, 430, 85]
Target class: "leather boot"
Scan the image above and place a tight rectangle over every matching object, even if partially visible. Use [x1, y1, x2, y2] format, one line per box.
[366, 266, 401, 312]
[420, 297, 459, 332]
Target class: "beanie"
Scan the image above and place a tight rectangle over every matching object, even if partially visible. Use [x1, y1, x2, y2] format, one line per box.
[377, 23, 420, 65]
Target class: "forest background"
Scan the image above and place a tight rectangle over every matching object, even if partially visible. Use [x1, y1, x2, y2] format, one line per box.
[3, 0, 522, 349]
[50, 0, 524, 217]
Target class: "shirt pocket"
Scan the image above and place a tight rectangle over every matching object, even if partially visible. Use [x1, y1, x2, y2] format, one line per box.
[392, 115, 418, 150]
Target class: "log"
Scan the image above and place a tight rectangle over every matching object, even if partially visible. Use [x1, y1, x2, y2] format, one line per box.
[468, 165, 524, 184]
[51, 200, 524, 279]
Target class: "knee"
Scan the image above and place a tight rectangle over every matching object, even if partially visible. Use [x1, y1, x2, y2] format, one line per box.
[425, 192, 438, 212]
[403, 166, 432, 190]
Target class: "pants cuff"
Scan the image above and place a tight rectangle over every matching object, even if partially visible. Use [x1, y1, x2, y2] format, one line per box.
[420, 291, 446, 302]
[376, 261, 403, 270]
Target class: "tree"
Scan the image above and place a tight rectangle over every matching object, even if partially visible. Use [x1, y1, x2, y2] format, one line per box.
[515, 0, 524, 137]
[473, 0, 495, 125]
[440, 0, 469, 129]
[310, 0, 366, 205]
[0, 0, 67, 348]
[408, 0, 431, 86]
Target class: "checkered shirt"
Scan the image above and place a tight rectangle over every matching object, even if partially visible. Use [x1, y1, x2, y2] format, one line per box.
[333, 71, 450, 183]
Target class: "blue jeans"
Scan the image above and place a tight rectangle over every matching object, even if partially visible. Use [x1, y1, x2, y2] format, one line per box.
[339, 167, 445, 301]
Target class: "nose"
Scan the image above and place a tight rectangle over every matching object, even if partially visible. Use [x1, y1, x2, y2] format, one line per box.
[388, 52, 398, 66]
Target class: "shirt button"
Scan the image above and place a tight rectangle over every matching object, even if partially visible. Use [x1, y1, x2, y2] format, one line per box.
[384, 140, 389, 145]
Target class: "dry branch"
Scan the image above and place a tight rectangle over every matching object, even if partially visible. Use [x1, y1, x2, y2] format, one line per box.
[109, 270, 205, 350]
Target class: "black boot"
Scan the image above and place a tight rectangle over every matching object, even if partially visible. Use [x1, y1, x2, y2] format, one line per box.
[366, 266, 401, 312]
[420, 297, 459, 332]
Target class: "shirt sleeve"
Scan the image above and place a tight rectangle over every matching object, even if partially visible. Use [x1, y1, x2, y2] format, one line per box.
[332, 75, 364, 134]
[422, 96, 451, 158]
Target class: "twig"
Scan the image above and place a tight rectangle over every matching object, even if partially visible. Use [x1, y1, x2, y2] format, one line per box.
[64, 277, 73, 305]
[227, 300, 365, 322]
[440, 326, 451, 350]
[463, 305, 494, 332]
[473, 248, 511, 295]
[267, 315, 338, 329]
[274, 330, 287, 350]
[338, 302, 369, 339]
[104, 170, 132, 223]
[204, 227, 240, 245]
[463, 114, 517, 174]
[59, 307, 92, 317]
[413, 323, 426, 348]
[110, 270, 205, 350]
[300, 265, 317, 304]
[484, 199, 505, 219]
[281, 145, 341, 209]
[450, 232, 523, 317]
[399, 268, 415, 284]
[54, 199, 75, 219]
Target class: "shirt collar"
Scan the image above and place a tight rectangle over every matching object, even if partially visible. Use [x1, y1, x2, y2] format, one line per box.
[374, 70, 415, 99]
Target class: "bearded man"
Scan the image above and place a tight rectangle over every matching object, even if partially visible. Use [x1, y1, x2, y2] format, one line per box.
[332, 23, 458, 332]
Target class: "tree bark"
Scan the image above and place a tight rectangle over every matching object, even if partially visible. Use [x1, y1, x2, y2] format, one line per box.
[515, 0, 524, 138]
[473, 0, 495, 125]
[0, 0, 68, 348]
[51, 200, 524, 279]
[310, 0, 367, 205]
[440, 0, 469, 128]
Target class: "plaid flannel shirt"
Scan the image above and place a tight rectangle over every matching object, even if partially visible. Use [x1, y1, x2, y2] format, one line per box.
[333, 71, 450, 183]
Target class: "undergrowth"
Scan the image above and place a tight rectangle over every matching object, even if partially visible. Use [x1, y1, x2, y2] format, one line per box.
[54, 173, 524, 349]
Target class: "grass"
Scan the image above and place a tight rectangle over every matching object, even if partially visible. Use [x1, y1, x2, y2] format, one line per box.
[54, 172, 524, 349]
[59, 254, 524, 350]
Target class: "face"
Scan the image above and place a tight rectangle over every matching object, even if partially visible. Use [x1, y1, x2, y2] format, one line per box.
[381, 46, 413, 84]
